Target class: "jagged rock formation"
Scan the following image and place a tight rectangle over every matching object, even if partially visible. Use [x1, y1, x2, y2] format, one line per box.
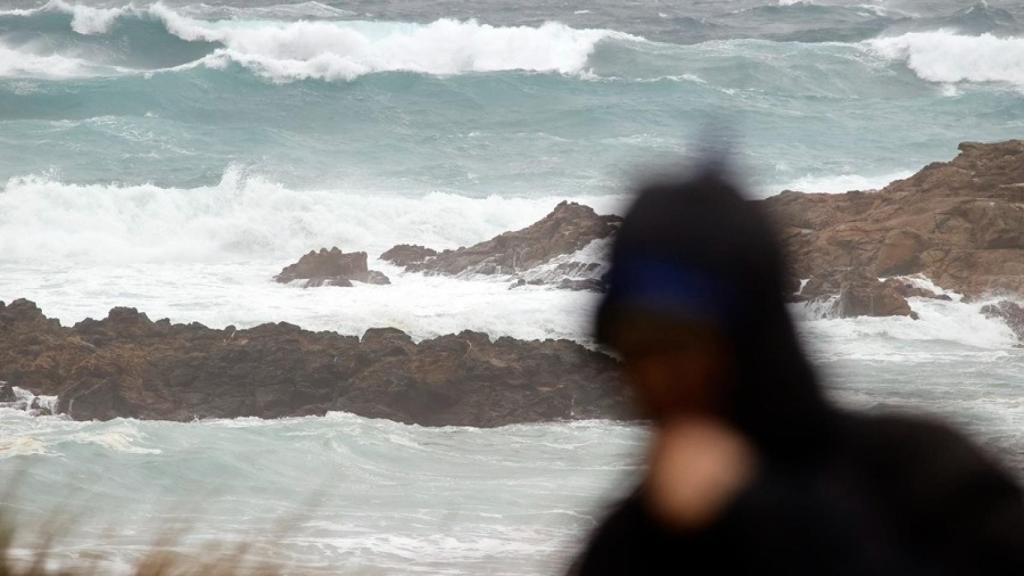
[764, 140, 1024, 319]
[380, 244, 438, 267]
[275, 247, 390, 287]
[0, 299, 630, 425]
[382, 201, 621, 290]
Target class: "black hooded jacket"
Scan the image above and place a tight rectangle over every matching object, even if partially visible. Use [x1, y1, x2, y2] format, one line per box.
[572, 170, 1024, 575]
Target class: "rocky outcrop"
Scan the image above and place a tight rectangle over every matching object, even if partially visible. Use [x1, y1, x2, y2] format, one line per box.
[800, 271, 952, 319]
[380, 244, 438, 267]
[275, 247, 390, 287]
[981, 300, 1024, 343]
[834, 269, 916, 319]
[0, 299, 631, 425]
[383, 201, 621, 290]
[766, 140, 1024, 304]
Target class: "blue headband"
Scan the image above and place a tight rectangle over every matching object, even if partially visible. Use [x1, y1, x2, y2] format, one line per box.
[604, 256, 735, 327]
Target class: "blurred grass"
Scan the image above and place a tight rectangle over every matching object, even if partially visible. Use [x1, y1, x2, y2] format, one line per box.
[0, 470, 340, 575]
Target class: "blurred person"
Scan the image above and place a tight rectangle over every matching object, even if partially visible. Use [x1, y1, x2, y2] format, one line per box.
[569, 167, 1024, 575]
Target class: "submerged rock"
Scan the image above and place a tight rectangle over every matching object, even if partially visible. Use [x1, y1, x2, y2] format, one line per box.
[275, 247, 390, 287]
[0, 300, 631, 426]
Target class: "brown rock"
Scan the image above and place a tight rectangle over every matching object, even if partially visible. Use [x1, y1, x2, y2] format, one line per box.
[874, 229, 925, 276]
[833, 269, 914, 318]
[0, 300, 630, 426]
[387, 202, 621, 288]
[880, 278, 952, 301]
[275, 247, 391, 287]
[380, 244, 438, 267]
[764, 140, 1024, 305]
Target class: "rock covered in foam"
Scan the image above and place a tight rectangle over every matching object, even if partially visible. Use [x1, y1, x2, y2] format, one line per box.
[0, 300, 630, 426]
[384, 201, 621, 290]
[981, 301, 1024, 343]
[275, 247, 390, 287]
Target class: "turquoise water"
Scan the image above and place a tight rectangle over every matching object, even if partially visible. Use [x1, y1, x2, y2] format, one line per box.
[2, 1, 1024, 573]
[1, 1, 1024, 197]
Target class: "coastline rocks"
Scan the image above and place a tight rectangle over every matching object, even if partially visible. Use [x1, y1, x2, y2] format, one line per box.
[800, 271, 948, 319]
[981, 301, 1024, 343]
[762, 139, 1024, 338]
[765, 140, 1024, 301]
[275, 247, 390, 287]
[0, 300, 631, 425]
[833, 269, 915, 319]
[380, 244, 438, 267]
[385, 201, 621, 289]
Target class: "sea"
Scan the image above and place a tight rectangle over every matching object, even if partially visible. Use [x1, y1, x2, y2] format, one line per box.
[1, 0, 1023, 573]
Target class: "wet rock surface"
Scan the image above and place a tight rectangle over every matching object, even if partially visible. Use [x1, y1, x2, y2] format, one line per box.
[383, 201, 620, 289]
[275, 247, 391, 287]
[0, 299, 631, 425]
[766, 140, 1024, 302]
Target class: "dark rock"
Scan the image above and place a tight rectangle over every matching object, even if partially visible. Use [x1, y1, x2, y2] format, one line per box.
[275, 247, 391, 287]
[386, 202, 620, 289]
[380, 244, 438, 267]
[881, 278, 952, 301]
[557, 278, 607, 292]
[0, 300, 631, 426]
[29, 396, 53, 416]
[981, 300, 1024, 342]
[0, 382, 15, 403]
[831, 269, 914, 318]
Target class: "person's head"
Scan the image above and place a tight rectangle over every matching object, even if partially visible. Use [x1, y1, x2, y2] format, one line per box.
[597, 166, 832, 457]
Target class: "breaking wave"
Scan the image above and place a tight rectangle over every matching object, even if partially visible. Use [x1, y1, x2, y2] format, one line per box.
[0, 167, 624, 263]
[867, 31, 1024, 88]
[0, 2, 640, 81]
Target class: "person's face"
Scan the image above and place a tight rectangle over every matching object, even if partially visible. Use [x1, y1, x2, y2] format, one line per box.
[613, 319, 731, 424]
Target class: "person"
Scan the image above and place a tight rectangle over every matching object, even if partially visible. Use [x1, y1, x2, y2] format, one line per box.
[569, 167, 1024, 575]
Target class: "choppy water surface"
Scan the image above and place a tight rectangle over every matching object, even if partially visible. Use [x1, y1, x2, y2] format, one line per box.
[2, 0, 1024, 573]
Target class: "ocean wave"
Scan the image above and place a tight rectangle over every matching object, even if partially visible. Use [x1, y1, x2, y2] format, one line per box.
[0, 2, 641, 81]
[867, 31, 1024, 88]
[775, 169, 914, 193]
[0, 42, 102, 78]
[0, 167, 624, 263]
[194, 19, 638, 82]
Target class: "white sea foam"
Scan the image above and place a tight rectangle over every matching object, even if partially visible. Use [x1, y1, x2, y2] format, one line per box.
[0, 43, 98, 79]
[186, 18, 639, 82]
[0, 168, 624, 263]
[72, 424, 162, 454]
[3, 2, 640, 81]
[0, 0, 126, 34]
[774, 169, 914, 193]
[797, 293, 1019, 363]
[867, 31, 1024, 88]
